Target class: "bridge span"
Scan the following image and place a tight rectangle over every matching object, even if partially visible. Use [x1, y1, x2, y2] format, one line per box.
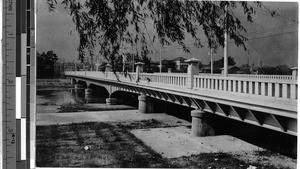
[65, 63, 297, 136]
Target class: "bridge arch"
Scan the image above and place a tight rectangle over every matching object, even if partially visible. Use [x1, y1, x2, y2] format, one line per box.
[110, 90, 139, 106]
[88, 83, 110, 98]
[77, 80, 88, 88]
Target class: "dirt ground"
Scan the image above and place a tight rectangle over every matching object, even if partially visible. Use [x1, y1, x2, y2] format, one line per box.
[36, 109, 297, 168]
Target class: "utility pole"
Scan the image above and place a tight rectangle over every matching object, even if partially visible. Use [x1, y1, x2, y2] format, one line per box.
[210, 48, 213, 74]
[223, 4, 228, 76]
[160, 45, 162, 73]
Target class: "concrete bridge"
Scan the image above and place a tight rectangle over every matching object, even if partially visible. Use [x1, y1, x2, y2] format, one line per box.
[65, 61, 297, 136]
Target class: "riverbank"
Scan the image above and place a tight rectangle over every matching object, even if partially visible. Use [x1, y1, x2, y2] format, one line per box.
[36, 109, 296, 168]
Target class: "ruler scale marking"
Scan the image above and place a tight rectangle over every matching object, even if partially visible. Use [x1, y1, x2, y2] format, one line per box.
[3, 0, 35, 168]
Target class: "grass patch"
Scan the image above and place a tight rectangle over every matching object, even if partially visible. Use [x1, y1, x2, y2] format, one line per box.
[117, 119, 172, 130]
[58, 102, 90, 112]
[254, 150, 277, 157]
[36, 120, 294, 168]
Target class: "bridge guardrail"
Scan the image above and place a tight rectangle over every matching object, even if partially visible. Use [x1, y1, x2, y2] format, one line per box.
[65, 71, 297, 100]
[194, 74, 297, 100]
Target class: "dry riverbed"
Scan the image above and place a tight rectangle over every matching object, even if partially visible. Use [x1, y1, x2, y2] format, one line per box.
[36, 109, 296, 168]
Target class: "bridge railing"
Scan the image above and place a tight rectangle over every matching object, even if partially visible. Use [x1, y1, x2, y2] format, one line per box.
[194, 73, 297, 99]
[139, 73, 187, 86]
[65, 71, 297, 100]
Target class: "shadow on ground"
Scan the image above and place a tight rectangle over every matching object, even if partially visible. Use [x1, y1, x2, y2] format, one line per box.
[36, 119, 294, 168]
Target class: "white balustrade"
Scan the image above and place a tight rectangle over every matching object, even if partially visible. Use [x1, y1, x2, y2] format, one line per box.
[194, 73, 297, 100]
[65, 71, 297, 100]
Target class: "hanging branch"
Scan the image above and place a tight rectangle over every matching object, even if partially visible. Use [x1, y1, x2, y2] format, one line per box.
[46, 0, 264, 70]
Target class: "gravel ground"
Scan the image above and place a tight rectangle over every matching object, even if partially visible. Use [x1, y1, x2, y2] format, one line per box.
[36, 108, 297, 168]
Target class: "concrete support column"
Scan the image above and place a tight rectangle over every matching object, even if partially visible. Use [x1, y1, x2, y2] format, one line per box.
[191, 109, 215, 137]
[71, 79, 75, 85]
[74, 84, 81, 89]
[85, 88, 93, 103]
[138, 95, 153, 114]
[85, 88, 92, 95]
[185, 58, 200, 89]
[106, 98, 117, 105]
[74, 84, 83, 97]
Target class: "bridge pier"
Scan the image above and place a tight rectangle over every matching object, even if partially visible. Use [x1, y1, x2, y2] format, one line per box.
[74, 84, 81, 89]
[71, 78, 76, 85]
[106, 98, 117, 105]
[85, 88, 93, 103]
[85, 88, 93, 95]
[138, 95, 154, 113]
[74, 84, 83, 94]
[191, 109, 215, 137]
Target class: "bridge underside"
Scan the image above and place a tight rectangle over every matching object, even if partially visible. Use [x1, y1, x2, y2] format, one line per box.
[68, 76, 297, 136]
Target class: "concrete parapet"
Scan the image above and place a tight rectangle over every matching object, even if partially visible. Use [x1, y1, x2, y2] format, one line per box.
[191, 109, 215, 137]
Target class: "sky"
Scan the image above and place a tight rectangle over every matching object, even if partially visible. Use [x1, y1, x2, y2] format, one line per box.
[37, 1, 298, 67]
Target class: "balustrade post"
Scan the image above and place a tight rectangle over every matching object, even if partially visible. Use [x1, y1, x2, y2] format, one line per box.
[135, 62, 144, 82]
[105, 64, 112, 78]
[275, 83, 280, 97]
[292, 67, 298, 80]
[185, 58, 200, 89]
[261, 82, 266, 96]
[243, 81, 248, 93]
[238, 81, 242, 93]
[255, 82, 259, 95]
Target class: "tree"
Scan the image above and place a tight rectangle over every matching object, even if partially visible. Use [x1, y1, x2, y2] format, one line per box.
[47, 0, 266, 72]
[37, 50, 58, 78]
[162, 60, 177, 72]
[213, 56, 236, 69]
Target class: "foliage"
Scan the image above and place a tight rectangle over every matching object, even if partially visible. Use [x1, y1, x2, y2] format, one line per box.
[212, 56, 236, 69]
[46, 0, 263, 72]
[213, 56, 236, 68]
[259, 66, 292, 75]
[162, 60, 177, 72]
[37, 50, 59, 78]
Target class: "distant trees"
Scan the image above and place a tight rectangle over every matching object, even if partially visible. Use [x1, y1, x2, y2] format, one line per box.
[212, 56, 236, 68]
[259, 65, 292, 75]
[161, 60, 177, 72]
[37, 50, 58, 78]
